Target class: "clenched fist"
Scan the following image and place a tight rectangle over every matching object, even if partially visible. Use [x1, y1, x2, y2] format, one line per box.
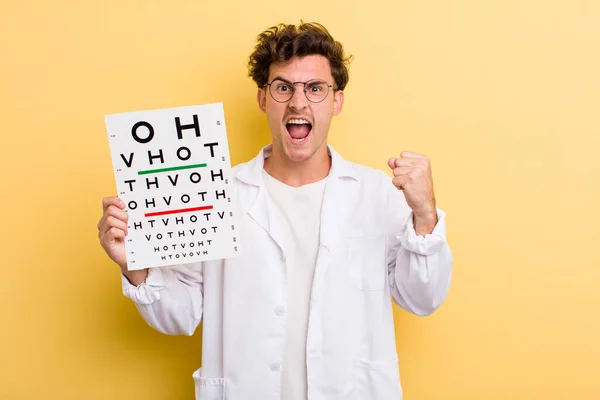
[388, 151, 438, 235]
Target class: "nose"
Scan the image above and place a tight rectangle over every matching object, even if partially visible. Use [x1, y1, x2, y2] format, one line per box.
[287, 84, 309, 110]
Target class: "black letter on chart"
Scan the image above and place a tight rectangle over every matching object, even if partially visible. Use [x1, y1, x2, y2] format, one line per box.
[204, 142, 219, 158]
[120, 153, 134, 168]
[177, 147, 191, 161]
[211, 169, 224, 182]
[148, 149, 164, 165]
[132, 121, 154, 144]
[124, 179, 136, 191]
[146, 177, 159, 189]
[175, 115, 200, 140]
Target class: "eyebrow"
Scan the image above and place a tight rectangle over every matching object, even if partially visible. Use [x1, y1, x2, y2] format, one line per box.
[271, 76, 294, 85]
[271, 76, 328, 84]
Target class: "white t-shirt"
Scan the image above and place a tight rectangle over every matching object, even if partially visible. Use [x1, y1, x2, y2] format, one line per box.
[262, 169, 327, 400]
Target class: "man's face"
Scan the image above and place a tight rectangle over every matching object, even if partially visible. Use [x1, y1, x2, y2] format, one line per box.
[257, 55, 344, 164]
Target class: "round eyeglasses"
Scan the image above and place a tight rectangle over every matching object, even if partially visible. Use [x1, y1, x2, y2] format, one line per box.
[262, 78, 334, 103]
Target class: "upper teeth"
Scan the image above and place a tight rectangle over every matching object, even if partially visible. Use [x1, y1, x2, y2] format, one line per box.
[287, 119, 310, 124]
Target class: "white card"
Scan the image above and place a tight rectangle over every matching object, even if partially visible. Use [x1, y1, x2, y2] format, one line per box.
[105, 102, 239, 270]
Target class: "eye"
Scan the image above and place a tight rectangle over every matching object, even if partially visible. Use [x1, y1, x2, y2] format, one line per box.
[307, 81, 327, 92]
[276, 83, 293, 93]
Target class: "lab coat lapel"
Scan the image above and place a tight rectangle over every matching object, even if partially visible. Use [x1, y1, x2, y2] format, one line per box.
[310, 146, 360, 316]
[319, 146, 360, 250]
[249, 187, 287, 258]
[236, 146, 287, 260]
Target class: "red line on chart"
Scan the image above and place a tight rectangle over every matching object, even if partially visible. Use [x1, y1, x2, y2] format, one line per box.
[144, 205, 214, 217]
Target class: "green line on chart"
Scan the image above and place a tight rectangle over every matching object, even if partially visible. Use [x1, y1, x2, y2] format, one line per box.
[138, 163, 207, 175]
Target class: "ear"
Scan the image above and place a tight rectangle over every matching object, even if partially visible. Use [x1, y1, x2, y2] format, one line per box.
[332, 90, 344, 116]
[257, 88, 267, 113]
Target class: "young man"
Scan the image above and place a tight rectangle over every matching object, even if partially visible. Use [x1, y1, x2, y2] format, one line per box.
[98, 22, 452, 400]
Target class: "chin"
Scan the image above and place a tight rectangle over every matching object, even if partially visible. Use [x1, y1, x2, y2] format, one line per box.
[280, 142, 309, 162]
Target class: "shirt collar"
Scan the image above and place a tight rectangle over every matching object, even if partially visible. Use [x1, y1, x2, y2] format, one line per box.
[235, 144, 359, 186]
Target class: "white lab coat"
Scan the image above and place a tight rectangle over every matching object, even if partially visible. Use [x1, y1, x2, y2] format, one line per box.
[122, 145, 453, 400]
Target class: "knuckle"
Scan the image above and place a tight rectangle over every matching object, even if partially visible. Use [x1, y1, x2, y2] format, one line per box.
[109, 205, 127, 220]
[108, 212, 124, 224]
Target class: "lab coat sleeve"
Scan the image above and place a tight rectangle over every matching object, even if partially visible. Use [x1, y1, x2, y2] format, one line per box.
[121, 262, 204, 336]
[385, 179, 453, 316]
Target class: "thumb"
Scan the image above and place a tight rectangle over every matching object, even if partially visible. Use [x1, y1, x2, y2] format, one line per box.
[387, 158, 397, 170]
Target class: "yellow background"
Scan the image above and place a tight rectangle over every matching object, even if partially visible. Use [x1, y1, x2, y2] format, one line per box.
[1, 0, 599, 399]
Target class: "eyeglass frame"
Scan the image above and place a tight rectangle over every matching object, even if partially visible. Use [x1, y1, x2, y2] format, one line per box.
[261, 77, 335, 103]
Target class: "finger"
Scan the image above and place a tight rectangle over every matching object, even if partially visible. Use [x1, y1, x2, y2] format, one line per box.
[387, 158, 397, 170]
[98, 210, 129, 236]
[392, 175, 410, 190]
[394, 158, 420, 168]
[103, 215, 129, 236]
[100, 227, 126, 247]
[98, 221, 127, 240]
[106, 205, 129, 222]
[97, 205, 129, 231]
[393, 166, 413, 176]
[400, 151, 427, 159]
[102, 196, 126, 213]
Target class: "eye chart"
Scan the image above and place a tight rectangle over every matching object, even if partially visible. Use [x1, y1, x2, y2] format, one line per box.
[105, 102, 239, 270]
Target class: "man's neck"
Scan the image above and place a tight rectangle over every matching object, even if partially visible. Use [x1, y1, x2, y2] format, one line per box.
[264, 146, 331, 187]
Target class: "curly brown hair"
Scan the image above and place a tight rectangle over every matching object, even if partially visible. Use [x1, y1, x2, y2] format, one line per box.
[248, 22, 352, 91]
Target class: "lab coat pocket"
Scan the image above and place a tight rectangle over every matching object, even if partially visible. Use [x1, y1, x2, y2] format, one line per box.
[193, 368, 225, 400]
[351, 358, 402, 400]
[348, 234, 388, 291]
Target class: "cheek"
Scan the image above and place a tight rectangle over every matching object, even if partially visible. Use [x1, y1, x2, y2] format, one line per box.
[315, 105, 334, 128]
[269, 113, 283, 129]
[265, 105, 283, 125]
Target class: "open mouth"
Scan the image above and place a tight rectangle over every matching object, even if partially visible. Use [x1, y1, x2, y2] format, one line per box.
[285, 118, 312, 144]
